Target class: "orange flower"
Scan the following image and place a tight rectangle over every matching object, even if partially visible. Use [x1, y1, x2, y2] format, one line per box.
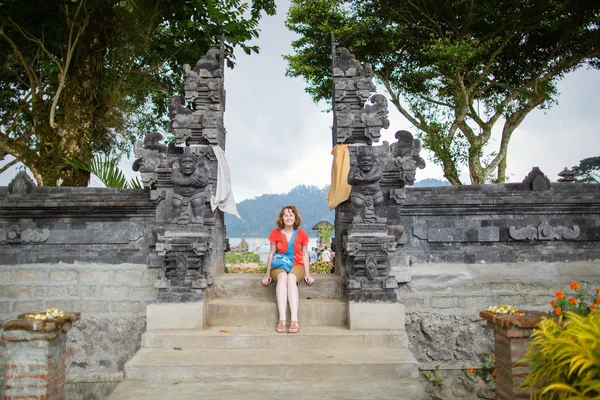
[492, 369, 497, 377]
[554, 307, 562, 315]
[556, 291, 564, 299]
[568, 297, 577, 305]
[550, 299, 557, 307]
[596, 296, 600, 305]
[570, 281, 579, 290]
[468, 367, 474, 374]
[590, 305, 598, 312]
[596, 288, 600, 294]
[490, 354, 495, 360]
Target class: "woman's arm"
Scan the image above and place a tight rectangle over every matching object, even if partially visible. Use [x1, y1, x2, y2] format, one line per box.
[302, 245, 314, 285]
[262, 243, 277, 286]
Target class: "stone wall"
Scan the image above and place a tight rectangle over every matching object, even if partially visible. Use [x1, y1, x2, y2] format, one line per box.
[0, 186, 159, 399]
[0, 262, 156, 399]
[334, 177, 600, 280]
[389, 181, 600, 265]
[402, 261, 600, 399]
[0, 187, 157, 265]
[333, 176, 600, 398]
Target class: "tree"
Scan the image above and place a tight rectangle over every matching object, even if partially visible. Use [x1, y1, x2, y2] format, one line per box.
[572, 156, 600, 183]
[316, 221, 334, 246]
[0, 0, 275, 186]
[285, 0, 600, 184]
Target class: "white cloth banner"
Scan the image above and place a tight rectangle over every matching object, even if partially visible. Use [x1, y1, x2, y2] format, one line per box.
[210, 145, 243, 221]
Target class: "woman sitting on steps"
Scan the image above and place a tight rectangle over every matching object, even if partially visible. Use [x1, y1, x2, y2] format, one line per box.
[261, 205, 314, 333]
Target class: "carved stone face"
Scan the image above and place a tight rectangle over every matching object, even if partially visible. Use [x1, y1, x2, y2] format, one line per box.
[358, 155, 374, 172]
[179, 157, 196, 175]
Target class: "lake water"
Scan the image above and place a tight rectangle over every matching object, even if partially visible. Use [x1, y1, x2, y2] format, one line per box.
[228, 237, 321, 263]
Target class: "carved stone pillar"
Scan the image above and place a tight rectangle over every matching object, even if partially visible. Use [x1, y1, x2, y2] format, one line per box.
[133, 47, 227, 304]
[344, 225, 398, 301]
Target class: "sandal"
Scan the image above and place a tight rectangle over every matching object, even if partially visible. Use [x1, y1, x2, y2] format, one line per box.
[276, 320, 286, 333]
[288, 321, 299, 334]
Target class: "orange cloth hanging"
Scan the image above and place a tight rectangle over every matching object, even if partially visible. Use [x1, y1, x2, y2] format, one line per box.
[326, 144, 351, 210]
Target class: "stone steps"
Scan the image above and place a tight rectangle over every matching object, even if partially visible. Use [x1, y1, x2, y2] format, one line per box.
[207, 273, 345, 300]
[141, 325, 410, 349]
[107, 378, 429, 400]
[206, 298, 348, 327]
[110, 273, 426, 400]
[124, 346, 419, 381]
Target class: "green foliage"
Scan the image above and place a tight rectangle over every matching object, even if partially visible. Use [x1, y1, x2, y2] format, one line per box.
[285, 0, 600, 185]
[224, 185, 333, 238]
[423, 365, 445, 388]
[316, 222, 334, 245]
[0, 0, 275, 186]
[64, 154, 142, 189]
[224, 252, 260, 264]
[521, 312, 600, 399]
[572, 156, 600, 183]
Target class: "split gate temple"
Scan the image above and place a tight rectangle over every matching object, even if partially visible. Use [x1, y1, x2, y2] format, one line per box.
[1, 43, 600, 400]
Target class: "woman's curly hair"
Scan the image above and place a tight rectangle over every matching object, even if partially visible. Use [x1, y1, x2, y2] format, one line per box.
[275, 205, 302, 229]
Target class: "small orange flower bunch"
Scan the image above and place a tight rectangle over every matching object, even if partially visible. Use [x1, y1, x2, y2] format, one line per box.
[466, 353, 496, 383]
[550, 281, 600, 316]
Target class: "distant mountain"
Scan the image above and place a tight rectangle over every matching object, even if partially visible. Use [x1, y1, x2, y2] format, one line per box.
[225, 179, 450, 238]
[225, 185, 333, 238]
[412, 178, 450, 187]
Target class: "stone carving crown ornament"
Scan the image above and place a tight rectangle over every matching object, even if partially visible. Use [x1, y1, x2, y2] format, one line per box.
[8, 171, 35, 194]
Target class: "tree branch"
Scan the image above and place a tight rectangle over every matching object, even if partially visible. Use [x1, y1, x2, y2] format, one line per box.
[49, 0, 90, 129]
[0, 158, 19, 175]
[0, 25, 38, 91]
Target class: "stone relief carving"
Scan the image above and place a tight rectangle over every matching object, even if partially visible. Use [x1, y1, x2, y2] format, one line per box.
[365, 255, 378, 281]
[2, 225, 50, 243]
[390, 189, 406, 204]
[170, 148, 209, 225]
[132, 132, 168, 188]
[169, 96, 198, 144]
[167, 253, 188, 280]
[361, 94, 390, 142]
[348, 146, 385, 224]
[391, 130, 426, 186]
[8, 171, 35, 194]
[509, 223, 580, 241]
[521, 167, 551, 191]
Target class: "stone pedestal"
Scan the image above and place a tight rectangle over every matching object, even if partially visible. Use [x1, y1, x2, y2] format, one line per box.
[348, 301, 405, 330]
[343, 224, 398, 302]
[146, 302, 205, 330]
[2, 312, 80, 400]
[154, 225, 212, 303]
[480, 310, 549, 400]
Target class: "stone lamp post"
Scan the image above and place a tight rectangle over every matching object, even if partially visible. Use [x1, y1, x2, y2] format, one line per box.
[3, 311, 80, 400]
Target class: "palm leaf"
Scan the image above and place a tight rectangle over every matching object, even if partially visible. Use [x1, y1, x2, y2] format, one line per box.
[65, 154, 128, 188]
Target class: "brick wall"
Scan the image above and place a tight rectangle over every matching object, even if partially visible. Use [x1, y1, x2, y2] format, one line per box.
[0, 263, 157, 399]
[4, 330, 68, 400]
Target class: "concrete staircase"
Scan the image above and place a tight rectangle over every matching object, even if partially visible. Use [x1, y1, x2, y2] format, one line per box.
[108, 274, 426, 400]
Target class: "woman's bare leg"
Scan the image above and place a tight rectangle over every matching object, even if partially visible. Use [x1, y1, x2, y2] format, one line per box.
[276, 272, 288, 322]
[287, 273, 299, 323]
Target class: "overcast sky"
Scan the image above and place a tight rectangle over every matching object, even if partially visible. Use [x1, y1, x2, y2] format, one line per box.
[221, 0, 600, 201]
[1, 0, 599, 201]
